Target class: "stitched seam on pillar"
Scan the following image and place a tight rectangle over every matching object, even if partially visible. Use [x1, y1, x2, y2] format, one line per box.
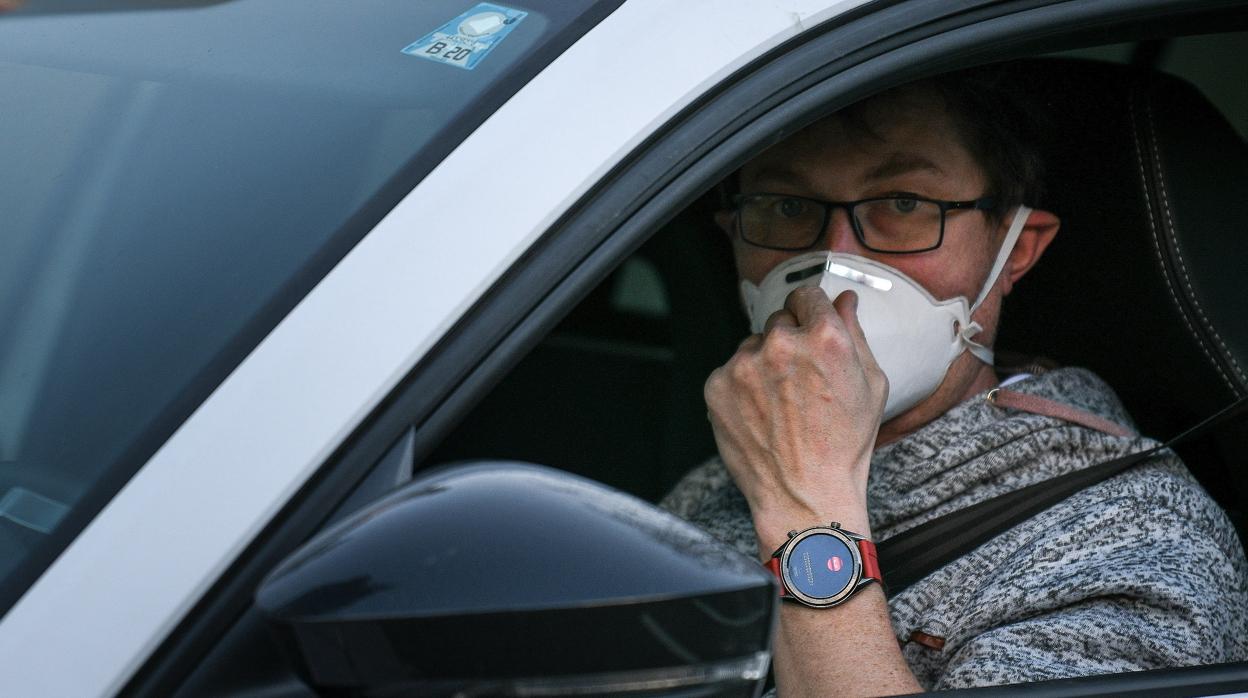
[1144, 95, 1246, 391]
[1130, 86, 1235, 393]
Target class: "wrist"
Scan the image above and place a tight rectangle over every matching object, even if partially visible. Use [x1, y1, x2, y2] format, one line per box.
[754, 506, 872, 560]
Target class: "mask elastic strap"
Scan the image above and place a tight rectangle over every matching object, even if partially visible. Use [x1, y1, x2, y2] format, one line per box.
[740, 279, 761, 329]
[961, 205, 1032, 365]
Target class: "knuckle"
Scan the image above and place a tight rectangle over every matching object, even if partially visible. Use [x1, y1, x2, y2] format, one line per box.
[704, 366, 728, 396]
[786, 287, 816, 310]
[761, 331, 796, 366]
[728, 355, 757, 381]
[811, 319, 849, 350]
[871, 366, 889, 396]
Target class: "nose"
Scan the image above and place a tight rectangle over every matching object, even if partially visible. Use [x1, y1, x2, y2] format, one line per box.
[821, 206, 863, 254]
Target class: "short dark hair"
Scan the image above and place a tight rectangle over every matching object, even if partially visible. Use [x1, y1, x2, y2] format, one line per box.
[932, 64, 1047, 218]
[719, 63, 1047, 224]
[843, 64, 1047, 223]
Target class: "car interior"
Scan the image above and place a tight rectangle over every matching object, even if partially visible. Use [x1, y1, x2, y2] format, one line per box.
[427, 32, 1248, 556]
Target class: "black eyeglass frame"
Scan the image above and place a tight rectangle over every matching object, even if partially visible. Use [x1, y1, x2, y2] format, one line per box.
[731, 193, 998, 254]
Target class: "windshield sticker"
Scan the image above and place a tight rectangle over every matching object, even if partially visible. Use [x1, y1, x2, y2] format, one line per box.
[401, 3, 528, 70]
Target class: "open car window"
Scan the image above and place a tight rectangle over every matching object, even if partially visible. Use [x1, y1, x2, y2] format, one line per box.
[430, 29, 1248, 510]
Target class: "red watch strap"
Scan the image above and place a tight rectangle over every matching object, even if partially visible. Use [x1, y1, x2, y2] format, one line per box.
[765, 557, 788, 596]
[858, 538, 881, 582]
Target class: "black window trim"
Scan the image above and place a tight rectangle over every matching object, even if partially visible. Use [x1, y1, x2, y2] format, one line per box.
[133, 0, 1248, 694]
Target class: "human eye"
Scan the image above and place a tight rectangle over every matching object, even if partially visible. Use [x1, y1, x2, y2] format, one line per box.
[771, 196, 809, 219]
[888, 195, 921, 214]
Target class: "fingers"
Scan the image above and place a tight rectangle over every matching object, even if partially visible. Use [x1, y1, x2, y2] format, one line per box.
[831, 290, 868, 352]
[737, 287, 879, 382]
[831, 290, 875, 364]
[736, 333, 763, 353]
[735, 304, 799, 359]
[783, 287, 882, 381]
[783, 286, 837, 327]
[831, 289, 888, 400]
[783, 286, 857, 355]
[763, 308, 798, 333]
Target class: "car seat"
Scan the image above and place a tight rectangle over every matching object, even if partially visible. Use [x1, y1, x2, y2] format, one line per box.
[994, 58, 1248, 537]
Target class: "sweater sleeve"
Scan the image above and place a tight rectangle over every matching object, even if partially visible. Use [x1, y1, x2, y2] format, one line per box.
[660, 457, 761, 559]
[931, 464, 1248, 690]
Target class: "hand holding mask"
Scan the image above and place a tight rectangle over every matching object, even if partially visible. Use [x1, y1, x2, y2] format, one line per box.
[704, 285, 887, 547]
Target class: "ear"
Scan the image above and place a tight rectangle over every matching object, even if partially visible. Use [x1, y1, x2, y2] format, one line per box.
[713, 209, 736, 238]
[1000, 208, 1060, 296]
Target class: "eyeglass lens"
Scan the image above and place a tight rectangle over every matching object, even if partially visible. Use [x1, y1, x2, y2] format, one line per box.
[740, 195, 943, 252]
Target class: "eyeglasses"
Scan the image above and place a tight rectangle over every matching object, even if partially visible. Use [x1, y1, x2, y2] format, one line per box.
[732, 193, 997, 253]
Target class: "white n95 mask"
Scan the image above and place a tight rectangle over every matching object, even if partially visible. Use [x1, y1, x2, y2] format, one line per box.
[739, 206, 1031, 421]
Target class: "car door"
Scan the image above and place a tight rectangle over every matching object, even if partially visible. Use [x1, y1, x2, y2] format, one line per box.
[0, 0, 881, 695]
[3, 0, 1245, 695]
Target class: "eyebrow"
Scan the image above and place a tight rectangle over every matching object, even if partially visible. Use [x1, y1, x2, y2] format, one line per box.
[744, 153, 946, 194]
[743, 166, 815, 191]
[862, 153, 945, 182]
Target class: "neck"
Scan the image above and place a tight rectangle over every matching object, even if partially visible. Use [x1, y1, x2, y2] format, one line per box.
[875, 355, 999, 447]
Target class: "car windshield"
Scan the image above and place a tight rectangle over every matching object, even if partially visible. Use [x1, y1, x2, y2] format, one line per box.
[0, 0, 619, 614]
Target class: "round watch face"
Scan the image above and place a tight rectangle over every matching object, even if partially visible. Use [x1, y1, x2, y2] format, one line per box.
[782, 530, 859, 605]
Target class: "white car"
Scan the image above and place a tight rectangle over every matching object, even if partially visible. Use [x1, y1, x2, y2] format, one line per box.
[1, 0, 1245, 695]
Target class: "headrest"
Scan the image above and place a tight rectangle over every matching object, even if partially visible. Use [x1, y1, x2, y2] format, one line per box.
[997, 58, 1248, 438]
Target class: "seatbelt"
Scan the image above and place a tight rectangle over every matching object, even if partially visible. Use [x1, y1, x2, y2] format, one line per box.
[877, 392, 1248, 597]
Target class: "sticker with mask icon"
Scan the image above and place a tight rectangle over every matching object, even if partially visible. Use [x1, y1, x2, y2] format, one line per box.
[401, 3, 527, 70]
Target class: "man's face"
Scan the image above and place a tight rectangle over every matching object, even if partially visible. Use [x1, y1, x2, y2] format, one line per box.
[724, 86, 1005, 308]
[719, 85, 1034, 437]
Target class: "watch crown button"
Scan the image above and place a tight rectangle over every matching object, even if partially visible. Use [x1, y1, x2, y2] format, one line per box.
[829, 521, 841, 529]
[787, 530, 798, 538]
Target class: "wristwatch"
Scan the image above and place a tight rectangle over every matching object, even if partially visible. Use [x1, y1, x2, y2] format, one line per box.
[764, 522, 882, 608]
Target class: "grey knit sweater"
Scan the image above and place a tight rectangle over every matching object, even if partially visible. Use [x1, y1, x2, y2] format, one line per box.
[661, 367, 1248, 690]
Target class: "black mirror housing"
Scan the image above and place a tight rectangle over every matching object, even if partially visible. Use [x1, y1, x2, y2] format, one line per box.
[256, 461, 776, 696]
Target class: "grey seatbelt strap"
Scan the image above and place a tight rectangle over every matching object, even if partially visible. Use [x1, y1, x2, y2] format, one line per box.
[877, 393, 1248, 597]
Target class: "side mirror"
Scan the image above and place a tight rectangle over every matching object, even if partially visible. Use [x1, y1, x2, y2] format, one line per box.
[256, 461, 776, 697]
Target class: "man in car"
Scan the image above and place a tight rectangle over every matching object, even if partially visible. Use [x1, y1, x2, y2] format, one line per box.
[661, 67, 1248, 695]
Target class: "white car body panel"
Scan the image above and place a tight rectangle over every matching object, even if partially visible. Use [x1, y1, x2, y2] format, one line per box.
[0, 0, 869, 694]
